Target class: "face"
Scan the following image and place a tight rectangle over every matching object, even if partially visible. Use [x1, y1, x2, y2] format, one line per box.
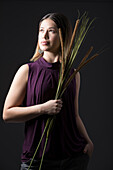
[38, 18, 60, 54]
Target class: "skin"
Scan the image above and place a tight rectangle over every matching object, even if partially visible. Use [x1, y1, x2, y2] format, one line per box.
[3, 18, 93, 157]
[38, 18, 61, 63]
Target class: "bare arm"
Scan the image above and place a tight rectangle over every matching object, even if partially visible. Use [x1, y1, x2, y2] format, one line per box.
[74, 71, 94, 157]
[3, 64, 62, 123]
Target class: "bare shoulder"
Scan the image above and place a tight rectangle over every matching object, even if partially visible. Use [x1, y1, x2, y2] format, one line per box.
[3, 64, 29, 110]
[15, 64, 29, 82]
[17, 64, 29, 75]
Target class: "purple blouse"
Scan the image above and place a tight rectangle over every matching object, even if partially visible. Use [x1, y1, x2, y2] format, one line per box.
[21, 57, 86, 162]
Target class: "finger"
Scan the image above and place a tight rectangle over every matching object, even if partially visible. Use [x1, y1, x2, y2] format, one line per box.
[56, 99, 63, 104]
[56, 107, 61, 112]
[56, 103, 63, 109]
[58, 103, 63, 108]
[55, 106, 62, 114]
[83, 145, 88, 153]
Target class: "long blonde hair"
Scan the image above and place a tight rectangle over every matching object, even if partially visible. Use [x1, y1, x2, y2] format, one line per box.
[30, 13, 72, 62]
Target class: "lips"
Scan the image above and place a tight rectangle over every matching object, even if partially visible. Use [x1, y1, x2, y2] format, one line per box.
[41, 41, 49, 45]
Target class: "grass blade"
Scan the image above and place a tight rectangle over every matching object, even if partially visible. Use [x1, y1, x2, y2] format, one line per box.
[39, 118, 54, 170]
[28, 118, 51, 170]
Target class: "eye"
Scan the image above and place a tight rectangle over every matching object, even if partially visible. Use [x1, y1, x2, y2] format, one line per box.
[39, 29, 44, 32]
[49, 29, 55, 33]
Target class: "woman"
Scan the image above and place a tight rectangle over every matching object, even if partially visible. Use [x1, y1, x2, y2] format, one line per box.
[3, 13, 94, 170]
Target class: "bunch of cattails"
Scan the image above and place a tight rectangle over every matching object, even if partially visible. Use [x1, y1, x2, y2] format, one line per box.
[28, 12, 101, 170]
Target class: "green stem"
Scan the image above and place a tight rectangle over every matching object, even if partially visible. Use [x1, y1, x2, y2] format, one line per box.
[28, 118, 51, 170]
[39, 118, 54, 170]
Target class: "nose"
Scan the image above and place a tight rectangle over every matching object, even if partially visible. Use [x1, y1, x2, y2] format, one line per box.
[43, 30, 49, 39]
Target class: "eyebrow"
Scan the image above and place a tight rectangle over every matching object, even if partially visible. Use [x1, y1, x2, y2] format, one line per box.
[40, 27, 57, 29]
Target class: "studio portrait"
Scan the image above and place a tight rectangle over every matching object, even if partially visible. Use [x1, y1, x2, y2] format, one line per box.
[0, 0, 112, 170]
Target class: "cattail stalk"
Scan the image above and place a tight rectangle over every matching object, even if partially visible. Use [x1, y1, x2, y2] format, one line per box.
[59, 28, 65, 79]
[60, 50, 99, 97]
[67, 19, 79, 58]
[28, 117, 51, 170]
[38, 118, 54, 170]
[55, 29, 64, 99]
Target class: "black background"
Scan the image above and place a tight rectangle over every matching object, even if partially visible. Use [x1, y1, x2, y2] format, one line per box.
[0, 0, 113, 170]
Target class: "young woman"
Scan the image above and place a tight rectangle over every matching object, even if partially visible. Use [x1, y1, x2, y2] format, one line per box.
[3, 13, 94, 170]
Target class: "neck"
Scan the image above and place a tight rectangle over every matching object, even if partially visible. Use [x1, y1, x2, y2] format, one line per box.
[43, 51, 60, 63]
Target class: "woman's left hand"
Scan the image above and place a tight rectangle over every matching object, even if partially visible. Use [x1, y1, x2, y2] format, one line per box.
[83, 141, 94, 158]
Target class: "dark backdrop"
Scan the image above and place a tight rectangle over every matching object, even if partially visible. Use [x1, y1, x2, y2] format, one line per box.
[0, 1, 113, 170]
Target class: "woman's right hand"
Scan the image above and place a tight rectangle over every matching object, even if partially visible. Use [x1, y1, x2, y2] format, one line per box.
[3, 63, 63, 122]
[42, 99, 63, 115]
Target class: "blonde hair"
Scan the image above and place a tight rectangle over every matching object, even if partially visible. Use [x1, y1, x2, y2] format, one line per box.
[30, 41, 43, 62]
[30, 13, 72, 62]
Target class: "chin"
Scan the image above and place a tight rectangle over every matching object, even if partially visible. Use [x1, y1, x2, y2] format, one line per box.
[42, 48, 51, 52]
[40, 46, 50, 51]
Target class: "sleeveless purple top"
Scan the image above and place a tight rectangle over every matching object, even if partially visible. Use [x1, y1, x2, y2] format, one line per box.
[21, 57, 86, 162]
